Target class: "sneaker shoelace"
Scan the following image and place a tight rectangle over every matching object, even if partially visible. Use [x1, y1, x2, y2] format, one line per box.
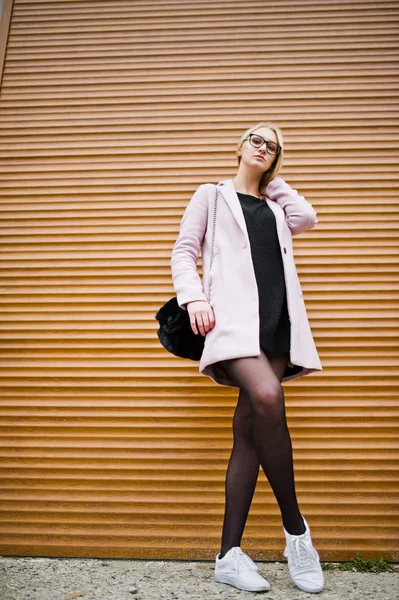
[230, 547, 258, 575]
[287, 537, 320, 572]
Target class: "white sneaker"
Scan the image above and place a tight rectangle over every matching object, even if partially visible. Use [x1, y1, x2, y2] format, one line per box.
[283, 517, 324, 593]
[215, 546, 270, 592]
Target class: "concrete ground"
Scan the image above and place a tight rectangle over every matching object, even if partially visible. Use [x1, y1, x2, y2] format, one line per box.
[1, 557, 398, 600]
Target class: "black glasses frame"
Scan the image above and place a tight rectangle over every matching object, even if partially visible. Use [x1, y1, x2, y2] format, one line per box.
[245, 133, 282, 156]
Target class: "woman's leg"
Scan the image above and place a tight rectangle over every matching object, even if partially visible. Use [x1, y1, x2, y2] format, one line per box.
[220, 350, 305, 556]
[220, 355, 285, 556]
[219, 388, 260, 557]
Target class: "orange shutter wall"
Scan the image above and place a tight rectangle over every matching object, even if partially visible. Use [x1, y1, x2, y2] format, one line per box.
[0, 0, 398, 560]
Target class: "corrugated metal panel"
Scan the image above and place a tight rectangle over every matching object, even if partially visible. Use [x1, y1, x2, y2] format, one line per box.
[0, 0, 14, 86]
[0, 0, 398, 560]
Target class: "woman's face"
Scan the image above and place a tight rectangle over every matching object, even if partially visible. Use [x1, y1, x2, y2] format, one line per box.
[239, 127, 279, 173]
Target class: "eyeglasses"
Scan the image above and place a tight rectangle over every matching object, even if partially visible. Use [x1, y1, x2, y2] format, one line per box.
[245, 133, 281, 156]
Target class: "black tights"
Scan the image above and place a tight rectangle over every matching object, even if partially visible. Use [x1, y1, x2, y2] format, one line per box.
[219, 350, 305, 557]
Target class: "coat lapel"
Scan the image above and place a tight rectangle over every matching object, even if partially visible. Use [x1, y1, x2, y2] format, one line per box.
[218, 178, 285, 245]
[217, 179, 248, 237]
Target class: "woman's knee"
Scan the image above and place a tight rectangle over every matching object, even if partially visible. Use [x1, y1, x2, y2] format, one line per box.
[250, 382, 285, 421]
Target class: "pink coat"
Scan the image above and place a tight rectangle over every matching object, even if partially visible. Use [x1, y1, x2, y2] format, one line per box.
[171, 177, 322, 387]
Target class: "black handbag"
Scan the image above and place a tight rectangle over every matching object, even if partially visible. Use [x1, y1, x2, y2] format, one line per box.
[155, 187, 218, 360]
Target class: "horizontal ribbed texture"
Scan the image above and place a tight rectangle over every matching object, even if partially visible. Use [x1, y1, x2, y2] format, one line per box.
[0, 0, 398, 561]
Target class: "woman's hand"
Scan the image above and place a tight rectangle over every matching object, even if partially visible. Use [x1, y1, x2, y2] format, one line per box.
[187, 301, 215, 337]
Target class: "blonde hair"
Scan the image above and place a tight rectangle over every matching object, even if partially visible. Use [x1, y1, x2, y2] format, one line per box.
[236, 122, 284, 192]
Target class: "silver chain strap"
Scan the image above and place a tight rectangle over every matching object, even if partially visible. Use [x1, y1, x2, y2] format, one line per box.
[207, 186, 218, 302]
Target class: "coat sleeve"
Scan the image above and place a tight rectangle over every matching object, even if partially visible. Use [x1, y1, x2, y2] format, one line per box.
[265, 177, 318, 236]
[171, 184, 210, 309]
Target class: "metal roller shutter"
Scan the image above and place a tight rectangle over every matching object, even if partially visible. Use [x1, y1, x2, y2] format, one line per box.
[0, 0, 398, 560]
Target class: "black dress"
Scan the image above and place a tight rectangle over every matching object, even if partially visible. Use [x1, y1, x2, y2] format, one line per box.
[237, 192, 291, 356]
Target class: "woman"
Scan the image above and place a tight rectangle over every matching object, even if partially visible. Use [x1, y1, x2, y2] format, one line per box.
[171, 123, 324, 594]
